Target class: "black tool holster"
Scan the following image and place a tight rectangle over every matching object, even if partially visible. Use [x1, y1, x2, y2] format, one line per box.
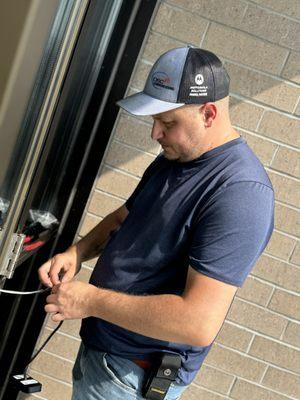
[142, 353, 182, 400]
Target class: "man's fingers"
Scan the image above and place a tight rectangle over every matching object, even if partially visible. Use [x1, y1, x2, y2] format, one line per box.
[60, 270, 74, 283]
[38, 260, 53, 288]
[46, 294, 57, 303]
[44, 304, 59, 313]
[51, 312, 64, 322]
[49, 259, 64, 286]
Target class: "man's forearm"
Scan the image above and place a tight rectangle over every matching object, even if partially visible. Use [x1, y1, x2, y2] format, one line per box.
[90, 287, 205, 347]
[70, 213, 120, 262]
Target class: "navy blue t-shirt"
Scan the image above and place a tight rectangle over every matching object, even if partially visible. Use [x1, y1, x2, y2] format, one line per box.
[80, 136, 275, 385]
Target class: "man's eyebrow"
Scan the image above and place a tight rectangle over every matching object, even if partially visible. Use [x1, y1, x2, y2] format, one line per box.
[152, 115, 174, 123]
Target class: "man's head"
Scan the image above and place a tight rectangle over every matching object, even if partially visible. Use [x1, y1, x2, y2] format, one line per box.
[117, 46, 238, 162]
[150, 97, 233, 162]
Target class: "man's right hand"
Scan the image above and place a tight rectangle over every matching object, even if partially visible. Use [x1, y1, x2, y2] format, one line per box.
[38, 246, 81, 288]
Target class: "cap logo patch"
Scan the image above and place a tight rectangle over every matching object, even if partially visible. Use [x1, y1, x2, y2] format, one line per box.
[195, 74, 204, 85]
[189, 73, 208, 97]
[152, 71, 174, 91]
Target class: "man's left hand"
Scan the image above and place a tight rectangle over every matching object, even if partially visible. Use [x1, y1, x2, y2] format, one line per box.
[45, 281, 98, 322]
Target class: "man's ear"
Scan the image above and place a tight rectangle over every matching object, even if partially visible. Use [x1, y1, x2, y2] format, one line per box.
[203, 104, 217, 127]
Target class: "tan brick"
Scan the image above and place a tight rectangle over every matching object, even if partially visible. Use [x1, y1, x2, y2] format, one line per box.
[225, 62, 299, 113]
[75, 265, 92, 283]
[295, 100, 300, 117]
[271, 146, 300, 179]
[18, 395, 40, 400]
[264, 230, 296, 260]
[262, 366, 300, 399]
[258, 111, 300, 148]
[96, 166, 140, 199]
[83, 257, 98, 269]
[283, 321, 300, 348]
[26, 371, 72, 400]
[47, 317, 81, 338]
[143, 32, 183, 63]
[194, 364, 234, 394]
[226, 298, 286, 339]
[237, 129, 277, 166]
[114, 114, 159, 154]
[31, 351, 73, 383]
[168, 0, 247, 28]
[181, 384, 226, 400]
[249, 0, 300, 20]
[78, 213, 101, 237]
[282, 51, 300, 85]
[105, 141, 155, 177]
[249, 335, 300, 374]
[37, 329, 80, 360]
[214, 322, 253, 352]
[203, 23, 288, 75]
[274, 202, 300, 237]
[205, 344, 265, 381]
[252, 254, 300, 293]
[152, 3, 209, 45]
[268, 288, 300, 319]
[268, 170, 300, 208]
[88, 190, 123, 217]
[131, 61, 152, 90]
[229, 97, 264, 131]
[237, 4, 300, 51]
[291, 241, 300, 265]
[230, 378, 292, 400]
[236, 276, 273, 306]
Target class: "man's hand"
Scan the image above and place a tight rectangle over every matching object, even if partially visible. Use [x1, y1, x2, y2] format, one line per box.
[45, 281, 98, 322]
[38, 246, 81, 288]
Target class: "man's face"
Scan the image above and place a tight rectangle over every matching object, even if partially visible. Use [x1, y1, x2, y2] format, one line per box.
[151, 105, 206, 162]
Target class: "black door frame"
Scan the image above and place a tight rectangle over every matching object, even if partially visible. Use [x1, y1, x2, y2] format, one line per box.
[0, 1, 157, 398]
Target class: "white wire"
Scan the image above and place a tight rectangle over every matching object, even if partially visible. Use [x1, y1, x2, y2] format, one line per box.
[0, 288, 50, 295]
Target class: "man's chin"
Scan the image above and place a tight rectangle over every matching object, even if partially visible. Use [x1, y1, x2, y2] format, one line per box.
[163, 152, 177, 160]
[162, 148, 179, 160]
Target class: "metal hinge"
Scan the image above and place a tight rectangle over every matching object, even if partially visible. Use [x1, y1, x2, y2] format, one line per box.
[0, 233, 26, 279]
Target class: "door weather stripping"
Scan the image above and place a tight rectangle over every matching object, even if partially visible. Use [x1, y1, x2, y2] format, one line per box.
[0, 233, 25, 279]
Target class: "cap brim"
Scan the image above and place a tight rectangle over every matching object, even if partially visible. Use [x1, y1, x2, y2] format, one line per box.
[116, 92, 185, 116]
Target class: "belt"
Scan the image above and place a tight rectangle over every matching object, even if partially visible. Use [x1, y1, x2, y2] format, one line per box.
[131, 358, 153, 370]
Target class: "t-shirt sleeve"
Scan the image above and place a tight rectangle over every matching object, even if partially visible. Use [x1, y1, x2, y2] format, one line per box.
[125, 154, 162, 211]
[189, 181, 275, 287]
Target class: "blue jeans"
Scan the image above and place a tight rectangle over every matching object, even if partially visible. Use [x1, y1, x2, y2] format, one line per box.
[71, 343, 188, 400]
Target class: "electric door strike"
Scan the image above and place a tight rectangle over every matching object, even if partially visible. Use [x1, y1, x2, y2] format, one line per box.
[0, 233, 26, 279]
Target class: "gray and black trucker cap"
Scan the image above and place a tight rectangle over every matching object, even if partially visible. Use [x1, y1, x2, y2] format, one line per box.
[117, 46, 230, 116]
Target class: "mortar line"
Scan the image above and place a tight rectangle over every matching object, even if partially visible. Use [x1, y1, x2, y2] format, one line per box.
[216, 320, 299, 376]
[157, 3, 297, 54]
[30, 368, 73, 387]
[255, 108, 266, 132]
[199, 21, 211, 47]
[268, 144, 280, 167]
[265, 166, 300, 182]
[279, 50, 291, 75]
[230, 296, 300, 325]
[245, 0, 300, 23]
[292, 95, 300, 114]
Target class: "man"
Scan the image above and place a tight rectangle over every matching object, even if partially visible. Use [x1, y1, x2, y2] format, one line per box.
[38, 47, 275, 400]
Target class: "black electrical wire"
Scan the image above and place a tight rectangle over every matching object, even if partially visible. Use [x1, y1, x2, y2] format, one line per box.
[23, 320, 64, 378]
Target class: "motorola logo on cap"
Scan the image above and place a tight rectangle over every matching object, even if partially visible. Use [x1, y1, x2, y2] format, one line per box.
[151, 71, 174, 90]
[195, 74, 204, 85]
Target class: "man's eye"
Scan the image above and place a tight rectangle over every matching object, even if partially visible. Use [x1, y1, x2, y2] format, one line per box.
[164, 122, 174, 128]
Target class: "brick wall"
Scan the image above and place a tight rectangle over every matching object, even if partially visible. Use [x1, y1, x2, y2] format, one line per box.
[22, 1, 300, 399]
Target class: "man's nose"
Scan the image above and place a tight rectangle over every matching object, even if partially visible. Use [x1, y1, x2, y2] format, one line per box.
[151, 120, 164, 141]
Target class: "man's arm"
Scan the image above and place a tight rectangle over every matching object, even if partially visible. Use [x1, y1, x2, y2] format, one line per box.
[38, 204, 129, 287]
[46, 265, 237, 347]
[71, 204, 129, 262]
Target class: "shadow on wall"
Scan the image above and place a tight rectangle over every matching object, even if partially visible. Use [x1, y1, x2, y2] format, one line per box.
[90, 0, 300, 254]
